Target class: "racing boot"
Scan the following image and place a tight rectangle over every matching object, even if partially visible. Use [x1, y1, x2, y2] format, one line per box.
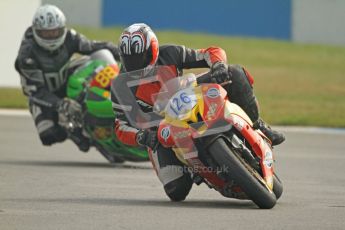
[69, 129, 90, 152]
[253, 118, 285, 146]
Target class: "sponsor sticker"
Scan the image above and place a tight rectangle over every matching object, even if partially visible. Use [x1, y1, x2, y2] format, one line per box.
[206, 88, 220, 98]
[206, 103, 218, 119]
[233, 116, 245, 131]
[161, 127, 171, 142]
[263, 151, 273, 168]
[174, 130, 190, 139]
[183, 151, 198, 159]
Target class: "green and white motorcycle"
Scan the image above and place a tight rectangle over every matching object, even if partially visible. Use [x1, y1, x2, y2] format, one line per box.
[60, 49, 148, 163]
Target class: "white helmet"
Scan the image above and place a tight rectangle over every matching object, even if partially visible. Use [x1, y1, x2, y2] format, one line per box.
[32, 5, 67, 51]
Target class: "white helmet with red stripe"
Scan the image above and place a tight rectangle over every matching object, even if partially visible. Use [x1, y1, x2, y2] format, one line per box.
[119, 23, 159, 72]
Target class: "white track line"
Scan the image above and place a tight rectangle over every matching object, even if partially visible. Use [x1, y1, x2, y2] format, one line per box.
[0, 109, 344, 135]
[0, 109, 30, 116]
[274, 126, 345, 135]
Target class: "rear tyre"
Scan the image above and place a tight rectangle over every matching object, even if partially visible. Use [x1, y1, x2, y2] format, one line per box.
[209, 138, 277, 209]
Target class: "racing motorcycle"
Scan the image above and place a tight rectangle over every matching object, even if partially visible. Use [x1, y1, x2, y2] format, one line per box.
[119, 66, 283, 208]
[155, 70, 283, 208]
[59, 49, 148, 163]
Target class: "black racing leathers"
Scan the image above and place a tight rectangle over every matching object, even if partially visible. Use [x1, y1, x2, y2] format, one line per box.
[14, 27, 120, 146]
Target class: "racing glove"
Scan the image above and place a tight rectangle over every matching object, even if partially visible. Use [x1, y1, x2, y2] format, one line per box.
[56, 98, 82, 116]
[210, 61, 230, 84]
[136, 129, 159, 150]
[57, 98, 83, 130]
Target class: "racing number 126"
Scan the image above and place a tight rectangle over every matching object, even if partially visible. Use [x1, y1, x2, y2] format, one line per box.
[169, 92, 191, 115]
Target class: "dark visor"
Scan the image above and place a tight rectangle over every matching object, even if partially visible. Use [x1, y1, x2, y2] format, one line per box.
[121, 53, 150, 72]
[35, 28, 65, 40]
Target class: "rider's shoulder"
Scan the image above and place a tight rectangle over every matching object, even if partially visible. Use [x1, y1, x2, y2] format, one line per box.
[69, 28, 77, 35]
[16, 32, 37, 68]
[17, 34, 36, 61]
[159, 44, 184, 53]
[22, 27, 34, 40]
[64, 28, 78, 41]
[19, 27, 35, 49]
[16, 48, 37, 69]
[159, 44, 186, 59]
[158, 44, 186, 65]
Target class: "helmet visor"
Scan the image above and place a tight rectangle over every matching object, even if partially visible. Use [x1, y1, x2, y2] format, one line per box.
[35, 28, 65, 40]
[121, 53, 150, 72]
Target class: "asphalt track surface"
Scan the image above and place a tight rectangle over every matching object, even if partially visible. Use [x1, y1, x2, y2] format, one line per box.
[1, 114, 345, 230]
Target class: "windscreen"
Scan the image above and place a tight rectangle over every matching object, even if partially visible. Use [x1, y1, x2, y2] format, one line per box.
[111, 66, 196, 129]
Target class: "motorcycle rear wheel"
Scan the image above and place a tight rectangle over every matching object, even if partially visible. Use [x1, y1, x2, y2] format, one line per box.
[209, 138, 277, 209]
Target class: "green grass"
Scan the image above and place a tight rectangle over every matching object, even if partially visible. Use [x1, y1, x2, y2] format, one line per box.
[4, 26, 345, 127]
[0, 88, 27, 108]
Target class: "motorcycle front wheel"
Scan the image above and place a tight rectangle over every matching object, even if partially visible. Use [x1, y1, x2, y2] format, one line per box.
[209, 137, 277, 209]
[273, 173, 283, 200]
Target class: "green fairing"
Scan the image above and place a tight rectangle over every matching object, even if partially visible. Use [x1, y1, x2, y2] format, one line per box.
[66, 58, 148, 162]
[67, 60, 106, 99]
[86, 87, 113, 118]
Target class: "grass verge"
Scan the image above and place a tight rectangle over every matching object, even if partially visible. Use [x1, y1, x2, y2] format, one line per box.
[0, 88, 27, 109]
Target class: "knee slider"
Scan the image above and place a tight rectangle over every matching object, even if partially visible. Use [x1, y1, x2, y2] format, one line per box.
[39, 126, 67, 146]
[164, 173, 193, 202]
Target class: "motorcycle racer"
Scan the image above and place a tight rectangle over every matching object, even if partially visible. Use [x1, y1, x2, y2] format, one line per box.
[111, 23, 285, 201]
[14, 4, 120, 152]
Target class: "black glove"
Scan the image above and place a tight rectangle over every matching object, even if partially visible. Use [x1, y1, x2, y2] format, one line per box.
[136, 129, 159, 150]
[57, 98, 83, 130]
[56, 98, 82, 116]
[210, 61, 230, 84]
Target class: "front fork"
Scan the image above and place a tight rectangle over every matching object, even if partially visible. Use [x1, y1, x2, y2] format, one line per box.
[226, 133, 260, 172]
[225, 120, 275, 190]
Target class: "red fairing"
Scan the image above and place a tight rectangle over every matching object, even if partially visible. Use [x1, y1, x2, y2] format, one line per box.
[197, 47, 227, 66]
[157, 122, 175, 148]
[200, 84, 228, 122]
[158, 120, 197, 149]
[136, 65, 177, 105]
[114, 119, 138, 146]
[136, 82, 161, 105]
[226, 115, 273, 180]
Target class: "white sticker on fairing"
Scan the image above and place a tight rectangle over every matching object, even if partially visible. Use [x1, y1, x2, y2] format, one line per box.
[161, 127, 171, 142]
[183, 151, 198, 159]
[206, 103, 218, 118]
[263, 151, 273, 168]
[232, 116, 245, 131]
[165, 87, 197, 120]
[206, 88, 220, 98]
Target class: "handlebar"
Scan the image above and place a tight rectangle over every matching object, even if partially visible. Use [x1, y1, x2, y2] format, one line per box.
[195, 72, 232, 86]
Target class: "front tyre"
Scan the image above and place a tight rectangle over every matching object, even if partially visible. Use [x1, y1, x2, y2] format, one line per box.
[209, 138, 277, 209]
[273, 173, 283, 200]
